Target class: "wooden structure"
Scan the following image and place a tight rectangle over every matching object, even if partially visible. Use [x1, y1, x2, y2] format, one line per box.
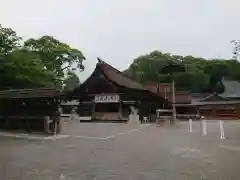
[144, 81, 240, 120]
[68, 59, 169, 122]
[194, 94, 240, 120]
[144, 83, 192, 104]
[144, 83, 199, 119]
[187, 79, 240, 120]
[0, 88, 63, 132]
[158, 63, 186, 120]
[61, 100, 79, 114]
[156, 109, 175, 125]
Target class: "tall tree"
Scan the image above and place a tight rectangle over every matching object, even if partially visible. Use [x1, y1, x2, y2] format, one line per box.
[0, 24, 21, 54]
[24, 36, 85, 81]
[0, 49, 57, 89]
[0, 24, 86, 90]
[63, 71, 80, 91]
[124, 50, 240, 93]
[231, 40, 240, 61]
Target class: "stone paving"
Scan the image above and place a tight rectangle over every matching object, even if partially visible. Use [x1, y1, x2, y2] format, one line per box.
[0, 121, 240, 180]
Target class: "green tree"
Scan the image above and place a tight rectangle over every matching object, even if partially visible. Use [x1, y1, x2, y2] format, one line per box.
[0, 49, 57, 89]
[24, 36, 85, 81]
[0, 24, 21, 55]
[63, 71, 80, 91]
[173, 72, 209, 92]
[203, 60, 228, 92]
[231, 40, 240, 61]
[125, 51, 178, 83]
[124, 50, 240, 93]
[0, 24, 86, 90]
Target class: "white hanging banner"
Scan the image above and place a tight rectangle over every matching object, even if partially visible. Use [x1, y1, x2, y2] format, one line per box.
[94, 95, 120, 103]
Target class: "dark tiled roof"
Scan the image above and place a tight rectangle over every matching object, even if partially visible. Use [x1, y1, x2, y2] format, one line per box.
[97, 60, 146, 90]
[159, 63, 186, 74]
[176, 100, 240, 106]
[199, 93, 229, 102]
[194, 100, 240, 105]
[191, 93, 212, 103]
[220, 79, 240, 98]
[191, 93, 212, 98]
[187, 91, 240, 106]
[0, 88, 63, 99]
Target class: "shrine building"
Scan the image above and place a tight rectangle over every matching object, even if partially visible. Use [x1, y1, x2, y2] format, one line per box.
[67, 59, 170, 122]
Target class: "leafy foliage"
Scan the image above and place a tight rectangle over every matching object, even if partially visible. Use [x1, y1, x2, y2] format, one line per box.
[63, 71, 80, 91]
[231, 40, 240, 61]
[0, 49, 57, 89]
[0, 24, 85, 90]
[124, 51, 240, 93]
[0, 24, 21, 54]
[24, 36, 85, 78]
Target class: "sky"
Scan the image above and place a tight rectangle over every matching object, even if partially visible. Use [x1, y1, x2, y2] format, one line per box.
[0, 0, 240, 81]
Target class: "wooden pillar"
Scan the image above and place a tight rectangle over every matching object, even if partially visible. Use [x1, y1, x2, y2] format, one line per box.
[212, 105, 217, 119]
[196, 106, 200, 117]
[44, 116, 50, 134]
[5, 118, 9, 129]
[57, 120, 62, 134]
[26, 119, 30, 132]
[236, 104, 240, 119]
[77, 102, 80, 117]
[119, 101, 122, 119]
[137, 100, 142, 123]
[92, 101, 95, 118]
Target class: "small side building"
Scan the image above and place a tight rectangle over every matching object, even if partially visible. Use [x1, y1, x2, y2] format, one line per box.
[193, 79, 240, 119]
[0, 88, 63, 132]
[144, 83, 198, 119]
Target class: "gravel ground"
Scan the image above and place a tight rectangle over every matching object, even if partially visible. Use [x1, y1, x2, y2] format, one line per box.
[0, 121, 240, 180]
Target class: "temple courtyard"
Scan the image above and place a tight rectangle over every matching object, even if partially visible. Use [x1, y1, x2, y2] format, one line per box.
[1, 121, 240, 180]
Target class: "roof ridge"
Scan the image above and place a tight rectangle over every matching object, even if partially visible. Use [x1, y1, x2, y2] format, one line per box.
[97, 57, 122, 73]
[97, 57, 144, 86]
